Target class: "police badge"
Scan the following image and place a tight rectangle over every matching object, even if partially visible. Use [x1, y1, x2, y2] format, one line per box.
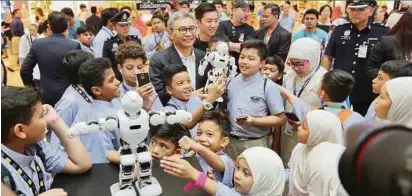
[112, 43, 118, 52]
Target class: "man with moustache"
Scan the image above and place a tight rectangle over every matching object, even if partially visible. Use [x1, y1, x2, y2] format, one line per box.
[194, 3, 220, 52]
[216, 0, 255, 64]
[149, 11, 210, 105]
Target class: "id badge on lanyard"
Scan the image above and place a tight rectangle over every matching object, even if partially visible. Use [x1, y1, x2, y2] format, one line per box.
[358, 44, 368, 58]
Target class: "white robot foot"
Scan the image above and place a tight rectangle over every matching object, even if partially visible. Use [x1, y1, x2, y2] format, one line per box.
[110, 183, 137, 196]
[135, 177, 162, 196]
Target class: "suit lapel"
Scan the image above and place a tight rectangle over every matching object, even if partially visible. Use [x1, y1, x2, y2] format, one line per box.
[168, 46, 184, 65]
[268, 25, 280, 46]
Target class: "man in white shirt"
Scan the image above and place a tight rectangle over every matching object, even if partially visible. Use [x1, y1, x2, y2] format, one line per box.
[18, 24, 40, 86]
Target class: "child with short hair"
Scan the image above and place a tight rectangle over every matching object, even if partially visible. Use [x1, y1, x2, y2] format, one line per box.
[1, 86, 92, 195]
[262, 55, 285, 85]
[115, 41, 162, 110]
[208, 34, 229, 52]
[162, 64, 225, 133]
[160, 146, 285, 195]
[225, 39, 286, 159]
[365, 60, 412, 121]
[72, 58, 122, 163]
[178, 111, 234, 186]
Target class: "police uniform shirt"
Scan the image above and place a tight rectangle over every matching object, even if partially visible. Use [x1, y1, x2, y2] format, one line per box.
[102, 34, 141, 80]
[143, 31, 171, 59]
[1, 142, 68, 196]
[72, 100, 121, 163]
[227, 72, 285, 138]
[325, 22, 388, 104]
[216, 20, 255, 63]
[93, 26, 115, 58]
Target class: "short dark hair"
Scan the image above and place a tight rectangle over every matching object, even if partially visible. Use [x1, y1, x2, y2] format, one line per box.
[162, 64, 188, 86]
[48, 11, 68, 34]
[240, 39, 267, 60]
[181, 1, 190, 8]
[151, 14, 165, 23]
[78, 58, 112, 98]
[150, 123, 189, 147]
[380, 60, 412, 79]
[62, 50, 94, 85]
[265, 55, 285, 73]
[209, 34, 229, 48]
[91, 6, 97, 14]
[80, 4, 86, 9]
[195, 3, 217, 20]
[285, 1, 291, 5]
[12, 9, 20, 16]
[120, 6, 132, 12]
[199, 111, 230, 136]
[1, 87, 42, 142]
[39, 19, 49, 34]
[212, 0, 224, 6]
[382, 5, 388, 9]
[76, 25, 94, 36]
[319, 5, 332, 18]
[61, 7, 75, 18]
[321, 69, 355, 102]
[263, 4, 281, 17]
[115, 42, 147, 66]
[101, 8, 119, 26]
[304, 8, 320, 19]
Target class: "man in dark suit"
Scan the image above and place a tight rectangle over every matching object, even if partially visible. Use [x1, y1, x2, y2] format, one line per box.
[255, 4, 291, 61]
[21, 11, 81, 106]
[149, 11, 209, 105]
[86, 6, 103, 36]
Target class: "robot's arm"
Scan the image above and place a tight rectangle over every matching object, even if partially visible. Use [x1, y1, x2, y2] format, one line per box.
[228, 56, 237, 80]
[68, 116, 118, 138]
[148, 110, 192, 126]
[199, 52, 215, 76]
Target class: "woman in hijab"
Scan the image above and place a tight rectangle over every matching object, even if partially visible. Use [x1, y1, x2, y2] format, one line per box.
[288, 110, 344, 196]
[160, 147, 285, 196]
[375, 77, 412, 128]
[281, 37, 327, 166]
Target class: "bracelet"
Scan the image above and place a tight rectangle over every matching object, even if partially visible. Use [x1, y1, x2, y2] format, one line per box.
[184, 172, 207, 192]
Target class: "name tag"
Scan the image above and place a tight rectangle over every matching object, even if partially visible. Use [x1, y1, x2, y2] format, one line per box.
[358, 45, 368, 58]
[285, 129, 293, 136]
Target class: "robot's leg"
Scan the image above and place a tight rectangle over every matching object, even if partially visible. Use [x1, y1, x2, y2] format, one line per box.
[134, 143, 162, 196]
[110, 145, 138, 196]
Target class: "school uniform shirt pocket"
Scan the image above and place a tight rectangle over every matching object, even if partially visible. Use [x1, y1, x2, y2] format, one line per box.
[246, 94, 267, 117]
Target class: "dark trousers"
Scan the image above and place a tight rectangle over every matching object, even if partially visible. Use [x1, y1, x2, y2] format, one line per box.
[352, 102, 370, 116]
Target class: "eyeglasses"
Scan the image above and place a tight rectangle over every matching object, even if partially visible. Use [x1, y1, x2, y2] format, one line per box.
[172, 26, 197, 34]
[288, 60, 307, 68]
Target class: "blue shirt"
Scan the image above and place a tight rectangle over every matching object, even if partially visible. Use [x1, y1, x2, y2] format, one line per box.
[216, 182, 239, 196]
[11, 17, 24, 37]
[128, 26, 142, 39]
[1, 142, 68, 196]
[292, 28, 328, 44]
[93, 27, 115, 58]
[68, 19, 82, 40]
[227, 73, 285, 138]
[197, 152, 234, 187]
[72, 100, 121, 163]
[143, 32, 171, 59]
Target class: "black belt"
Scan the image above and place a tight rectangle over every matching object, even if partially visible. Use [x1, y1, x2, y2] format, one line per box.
[230, 134, 266, 141]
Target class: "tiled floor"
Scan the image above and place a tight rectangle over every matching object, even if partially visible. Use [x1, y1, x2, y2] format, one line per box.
[3, 58, 24, 87]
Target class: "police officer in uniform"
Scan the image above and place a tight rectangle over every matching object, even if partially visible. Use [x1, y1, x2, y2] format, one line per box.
[103, 11, 141, 81]
[322, 0, 388, 116]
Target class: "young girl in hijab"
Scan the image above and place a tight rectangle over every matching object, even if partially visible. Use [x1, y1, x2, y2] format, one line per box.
[375, 77, 412, 128]
[282, 37, 327, 165]
[160, 147, 285, 196]
[288, 110, 344, 196]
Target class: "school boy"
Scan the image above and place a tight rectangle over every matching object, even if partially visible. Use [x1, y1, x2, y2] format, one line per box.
[179, 111, 234, 187]
[1, 86, 92, 195]
[114, 41, 162, 110]
[72, 58, 122, 163]
[225, 39, 286, 159]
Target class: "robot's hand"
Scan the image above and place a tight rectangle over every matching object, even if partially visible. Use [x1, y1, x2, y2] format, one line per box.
[165, 110, 193, 124]
[148, 111, 166, 126]
[68, 117, 118, 138]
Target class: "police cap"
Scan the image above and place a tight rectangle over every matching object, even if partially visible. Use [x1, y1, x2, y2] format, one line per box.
[111, 11, 130, 25]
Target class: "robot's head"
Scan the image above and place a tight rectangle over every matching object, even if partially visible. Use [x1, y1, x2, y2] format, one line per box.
[122, 91, 143, 116]
[216, 42, 229, 56]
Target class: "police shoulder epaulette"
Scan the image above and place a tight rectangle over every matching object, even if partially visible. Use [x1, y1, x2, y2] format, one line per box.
[128, 35, 139, 39]
[371, 22, 387, 28]
[105, 35, 117, 42]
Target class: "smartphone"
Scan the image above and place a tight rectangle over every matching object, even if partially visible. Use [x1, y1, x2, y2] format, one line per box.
[285, 112, 300, 122]
[137, 72, 150, 87]
[236, 115, 248, 122]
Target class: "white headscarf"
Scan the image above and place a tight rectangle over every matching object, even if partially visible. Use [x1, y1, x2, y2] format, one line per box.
[287, 37, 322, 74]
[240, 147, 285, 196]
[385, 77, 412, 128]
[306, 142, 349, 196]
[288, 110, 344, 196]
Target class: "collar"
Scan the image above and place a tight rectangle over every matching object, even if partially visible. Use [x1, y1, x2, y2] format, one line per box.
[102, 26, 115, 36]
[122, 82, 135, 92]
[93, 99, 116, 107]
[1, 144, 36, 167]
[322, 102, 347, 109]
[241, 72, 263, 82]
[175, 46, 195, 60]
[350, 19, 372, 32]
[169, 96, 189, 109]
[13, 17, 21, 20]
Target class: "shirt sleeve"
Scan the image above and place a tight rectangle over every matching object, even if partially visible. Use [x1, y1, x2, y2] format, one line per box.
[220, 154, 235, 187]
[187, 96, 202, 113]
[265, 83, 285, 115]
[324, 29, 337, 57]
[38, 140, 69, 174]
[291, 98, 312, 121]
[216, 182, 240, 196]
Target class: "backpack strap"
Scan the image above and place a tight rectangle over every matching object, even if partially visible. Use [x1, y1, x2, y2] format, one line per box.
[165, 103, 179, 110]
[263, 77, 268, 94]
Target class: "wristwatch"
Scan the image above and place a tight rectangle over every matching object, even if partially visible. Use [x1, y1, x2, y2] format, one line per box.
[202, 100, 214, 111]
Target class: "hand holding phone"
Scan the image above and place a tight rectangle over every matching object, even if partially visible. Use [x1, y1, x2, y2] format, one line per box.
[136, 72, 150, 87]
[285, 112, 300, 122]
[236, 115, 248, 122]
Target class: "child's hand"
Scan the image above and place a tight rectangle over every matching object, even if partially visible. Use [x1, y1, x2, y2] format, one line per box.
[205, 80, 226, 103]
[236, 115, 255, 126]
[207, 170, 216, 181]
[178, 136, 195, 150]
[160, 155, 200, 181]
[39, 188, 67, 196]
[43, 104, 60, 126]
[287, 119, 301, 131]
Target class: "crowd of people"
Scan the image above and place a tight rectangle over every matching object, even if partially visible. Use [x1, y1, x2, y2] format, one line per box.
[1, 0, 412, 195]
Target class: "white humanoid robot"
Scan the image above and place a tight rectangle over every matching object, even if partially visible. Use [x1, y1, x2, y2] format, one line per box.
[198, 42, 237, 97]
[68, 91, 192, 196]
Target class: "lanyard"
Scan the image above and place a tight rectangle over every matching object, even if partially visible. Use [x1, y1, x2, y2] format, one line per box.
[72, 85, 92, 104]
[293, 66, 320, 98]
[1, 150, 46, 195]
[154, 32, 164, 48]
